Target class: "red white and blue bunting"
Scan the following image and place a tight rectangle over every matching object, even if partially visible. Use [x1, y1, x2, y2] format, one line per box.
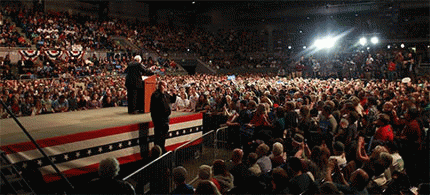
[45, 50, 63, 60]
[19, 50, 40, 61]
[66, 50, 85, 59]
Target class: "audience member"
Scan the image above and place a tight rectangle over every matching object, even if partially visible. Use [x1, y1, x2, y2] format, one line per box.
[86, 157, 135, 194]
[171, 166, 194, 195]
[212, 159, 234, 194]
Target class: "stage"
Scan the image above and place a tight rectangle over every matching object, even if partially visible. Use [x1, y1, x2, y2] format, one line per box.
[0, 107, 203, 182]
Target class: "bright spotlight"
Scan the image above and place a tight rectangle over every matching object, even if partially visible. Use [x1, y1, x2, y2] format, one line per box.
[359, 37, 367, 46]
[367, 47, 370, 50]
[401, 43, 405, 48]
[288, 46, 292, 49]
[303, 46, 307, 49]
[314, 37, 336, 49]
[370, 37, 379, 44]
[387, 45, 391, 49]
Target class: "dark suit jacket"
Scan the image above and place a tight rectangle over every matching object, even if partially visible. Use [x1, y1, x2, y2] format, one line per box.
[125, 62, 152, 89]
[150, 89, 176, 123]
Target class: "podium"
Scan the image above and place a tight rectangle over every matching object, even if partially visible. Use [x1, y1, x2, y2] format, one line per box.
[142, 75, 157, 113]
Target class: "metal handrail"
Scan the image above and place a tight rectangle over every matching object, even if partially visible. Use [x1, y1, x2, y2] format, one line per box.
[214, 126, 229, 159]
[122, 151, 173, 181]
[174, 130, 214, 153]
[215, 126, 229, 144]
[0, 100, 74, 191]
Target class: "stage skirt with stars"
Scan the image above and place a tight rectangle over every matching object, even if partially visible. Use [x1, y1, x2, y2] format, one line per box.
[0, 113, 203, 182]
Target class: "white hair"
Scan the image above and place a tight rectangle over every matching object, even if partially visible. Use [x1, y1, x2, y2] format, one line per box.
[134, 55, 142, 63]
[98, 157, 120, 178]
[272, 142, 284, 156]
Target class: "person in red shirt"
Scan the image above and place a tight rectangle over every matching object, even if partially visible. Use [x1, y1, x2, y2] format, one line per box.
[248, 103, 273, 142]
[387, 59, 397, 81]
[373, 113, 394, 142]
[399, 107, 422, 149]
[398, 107, 423, 186]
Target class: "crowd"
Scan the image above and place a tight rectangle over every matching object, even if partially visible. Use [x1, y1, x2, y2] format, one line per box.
[4, 72, 428, 194]
[0, 53, 183, 119]
[0, 74, 128, 118]
[160, 74, 429, 194]
[1, 3, 429, 194]
[2, 4, 426, 81]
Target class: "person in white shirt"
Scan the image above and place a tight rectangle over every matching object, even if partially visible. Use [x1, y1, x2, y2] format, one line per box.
[172, 91, 191, 112]
[329, 141, 347, 168]
[188, 87, 199, 112]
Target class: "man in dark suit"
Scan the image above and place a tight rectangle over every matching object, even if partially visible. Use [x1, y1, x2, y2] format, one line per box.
[125, 55, 152, 114]
[150, 81, 176, 153]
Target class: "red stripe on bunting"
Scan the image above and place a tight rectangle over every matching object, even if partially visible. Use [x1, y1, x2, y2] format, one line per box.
[42, 138, 202, 182]
[43, 153, 142, 182]
[0, 124, 140, 154]
[0, 113, 203, 154]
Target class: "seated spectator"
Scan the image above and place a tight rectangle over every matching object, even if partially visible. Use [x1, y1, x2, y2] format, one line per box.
[310, 144, 331, 182]
[194, 165, 221, 192]
[9, 97, 21, 116]
[52, 95, 69, 112]
[319, 181, 343, 194]
[269, 142, 286, 168]
[76, 94, 88, 110]
[247, 152, 262, 176]
[171, 166, 194, 194]
[86, 93, 101, 109]
[255, 143, 272, 174]
[248, 104, 272, 142]
[385, 141, 405, 174]
[86, 157, 135, 194]
[373, 113, 394, 142]
[287, 157, 319, 194]
[41, 93, 55, 114]
[228, 148, 251, 191]
[194, 180, 221, 195]
[329, 141, 347, 168]
[31, 98, 43, 116]
[68, 91, 78, 111]
[195, 94, 209, 112]
[20, 95, 34, 116]
[271, 167, 289, 194]
[102, 96, 117, 108]
[172, 91, 191, 112]
[212, 159, 234, 194]
[188, 87, 199, 112]
[326, 156, 370, 194]
[369, 152, 393, 188]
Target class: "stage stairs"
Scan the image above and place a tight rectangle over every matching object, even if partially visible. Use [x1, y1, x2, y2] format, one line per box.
[0, 150, 35, 194]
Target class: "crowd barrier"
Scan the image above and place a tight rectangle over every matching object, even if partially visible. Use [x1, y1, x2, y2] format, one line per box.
[215, 126, 234, 160]
[122, 151, 174, 194]
[173, 130, 216, 185]
[202, 113, 228, 133]
[122, 126, 238, 194]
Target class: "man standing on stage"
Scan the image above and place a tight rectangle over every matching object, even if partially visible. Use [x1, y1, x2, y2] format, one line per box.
[150, 81, 176, 153]
[125, 55, 152, 114]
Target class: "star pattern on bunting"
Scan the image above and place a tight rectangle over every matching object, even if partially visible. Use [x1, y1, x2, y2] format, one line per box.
[12, 126, 203, 169]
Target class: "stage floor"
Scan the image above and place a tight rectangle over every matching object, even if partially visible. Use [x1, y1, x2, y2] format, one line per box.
[0, 107, 192, 146]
